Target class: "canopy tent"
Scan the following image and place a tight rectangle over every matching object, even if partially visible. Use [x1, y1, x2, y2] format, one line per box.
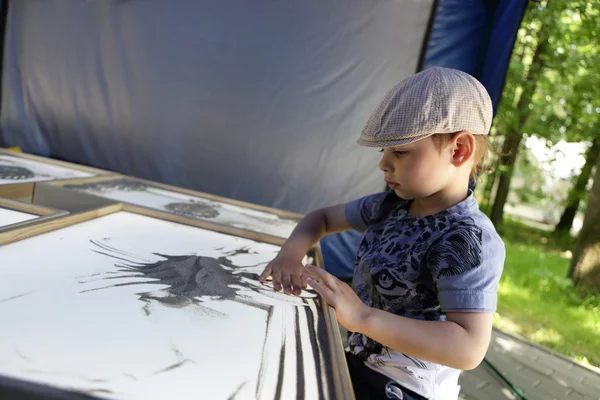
[0, 0, 528, 279]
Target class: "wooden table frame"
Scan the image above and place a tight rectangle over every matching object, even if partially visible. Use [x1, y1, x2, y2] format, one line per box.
[0, 182, 118, 215]
[0, 197, 68, 233]
[0, 202, 355, 399]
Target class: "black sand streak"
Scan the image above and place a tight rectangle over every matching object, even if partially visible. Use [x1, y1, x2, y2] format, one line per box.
[141, 299, 152, 316]
[91, 249, 146, 265]
[256, 306, 274, 398]
[154, 359, 192, 374]
[295, 308, 305, 399]
[14, 347, 32, 362]
[227, 381, 250, 400]
[224, 247, 258, 256]
[76, 271, 122, 278]
[0, 165, 35, 180]
[171, 346, 183, 358]
[274, 341, 286, 400]
[91, 240, 151, 263]
[0, 291, 35, 303]
[303, 298, 325, 399]
[315, 298, 335, 397]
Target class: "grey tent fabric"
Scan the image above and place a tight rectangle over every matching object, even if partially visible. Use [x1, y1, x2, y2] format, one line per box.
[0, 0, 435, 214]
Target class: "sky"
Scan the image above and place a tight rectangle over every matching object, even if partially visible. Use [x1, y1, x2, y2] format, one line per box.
[525, 136, 589, 180]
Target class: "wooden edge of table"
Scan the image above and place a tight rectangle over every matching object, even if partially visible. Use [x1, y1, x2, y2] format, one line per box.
[0, 212, 71, 235]
[0, 203, 123, 246]
[50, 174, 305, 221]
[0, 148, 114, 176]
[120, 204, 287, 247]
[314, 242, 356, 400]
[0, 197, 66, 216]
[0, 183, 35, 202]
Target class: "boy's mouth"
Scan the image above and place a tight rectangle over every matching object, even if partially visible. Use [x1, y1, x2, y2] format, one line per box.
[385, 179, 399, 189]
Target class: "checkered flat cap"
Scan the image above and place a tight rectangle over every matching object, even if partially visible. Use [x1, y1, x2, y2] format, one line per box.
[358, 66, 493, 148]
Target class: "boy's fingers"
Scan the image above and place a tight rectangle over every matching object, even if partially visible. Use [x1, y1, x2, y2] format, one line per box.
[304, 264, 337, 289]
[306, 277, 335, 305]
[282, 275, 292, 295]
[271, 269, 282, 291]
[290, 273, 303, 295]
[258, 265, 272, 283]
[301, 274, 308, 289]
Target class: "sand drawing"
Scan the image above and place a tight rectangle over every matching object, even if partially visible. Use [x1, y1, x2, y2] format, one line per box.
[64, 178, 299, 238]
[80, 240, 317, 317]
[0, 165, 35, 180]
[0, 154, 94, 184]
[0, 211, 335, 399]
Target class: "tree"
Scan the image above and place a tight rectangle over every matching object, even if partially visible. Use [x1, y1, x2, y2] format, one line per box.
[554, 138, 599, 234]
[488, 0, 555, 225]
[489, 32, 549, 225]
[569, 153, 600, 290]
[488, 0, 599, 226]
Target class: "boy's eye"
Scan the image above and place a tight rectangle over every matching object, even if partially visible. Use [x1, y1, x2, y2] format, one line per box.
[394, 150, 408, 156]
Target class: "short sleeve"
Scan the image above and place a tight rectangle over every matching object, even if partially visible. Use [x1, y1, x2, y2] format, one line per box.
[344, 192, 388, 233]
[426, 221, 505, 313]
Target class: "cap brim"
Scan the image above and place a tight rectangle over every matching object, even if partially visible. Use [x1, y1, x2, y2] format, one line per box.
[356, 133, 433, 148]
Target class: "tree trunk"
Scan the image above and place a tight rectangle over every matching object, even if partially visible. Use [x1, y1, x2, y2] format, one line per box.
[490, 133, 523, 224]
[489, 33, 549, 226]
[480, 162, 498, 215]
[555, 138, 600, 234]
[569, 153, 600, 290]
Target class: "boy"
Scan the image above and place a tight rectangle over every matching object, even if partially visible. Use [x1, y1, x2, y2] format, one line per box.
[259, 67, 505, 400]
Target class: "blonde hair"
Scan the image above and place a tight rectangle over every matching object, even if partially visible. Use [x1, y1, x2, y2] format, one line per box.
[431, 132, 490, 181]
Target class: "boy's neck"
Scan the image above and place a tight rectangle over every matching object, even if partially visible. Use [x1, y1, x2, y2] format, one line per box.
[407, 186, 470, 218]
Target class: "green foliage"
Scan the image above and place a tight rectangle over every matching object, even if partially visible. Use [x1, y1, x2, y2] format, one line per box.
[495, 218, 600, 367]
[511, 145, 546, 205]
[485, 0, 600, 226]
[509, 0, 600, 145]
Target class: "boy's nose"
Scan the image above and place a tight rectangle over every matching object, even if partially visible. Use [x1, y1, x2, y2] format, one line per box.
[379, 154, 393, 172]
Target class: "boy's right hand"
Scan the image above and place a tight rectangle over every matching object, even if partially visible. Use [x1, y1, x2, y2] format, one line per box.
[258, 254, 307, 296]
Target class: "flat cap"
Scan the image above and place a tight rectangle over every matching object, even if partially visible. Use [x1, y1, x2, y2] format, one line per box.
[358, 67, 493, 147]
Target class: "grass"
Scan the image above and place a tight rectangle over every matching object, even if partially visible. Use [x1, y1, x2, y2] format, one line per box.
[493, 218, 600, 368]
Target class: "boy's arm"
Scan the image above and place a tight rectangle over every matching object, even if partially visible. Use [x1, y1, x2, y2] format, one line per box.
[258, 203, 352, 295]
[275, 204, 352, 261]
[304, 265, 492, 371]
[359, 308, 492, 370]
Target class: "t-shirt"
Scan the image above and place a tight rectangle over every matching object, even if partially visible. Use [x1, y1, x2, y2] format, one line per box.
[344, 190, 505, 400]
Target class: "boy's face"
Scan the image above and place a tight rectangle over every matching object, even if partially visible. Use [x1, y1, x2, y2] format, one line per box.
[378, 135, 460, 200]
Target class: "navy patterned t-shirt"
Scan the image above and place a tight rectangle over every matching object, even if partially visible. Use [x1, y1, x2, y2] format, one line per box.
[344, 190, 505, 399]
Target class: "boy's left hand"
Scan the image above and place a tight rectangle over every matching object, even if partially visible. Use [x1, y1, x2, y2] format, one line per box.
[303, 264, 371, 333]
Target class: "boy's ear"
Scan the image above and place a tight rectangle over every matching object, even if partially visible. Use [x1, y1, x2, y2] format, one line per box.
[450, 131, 475, 167]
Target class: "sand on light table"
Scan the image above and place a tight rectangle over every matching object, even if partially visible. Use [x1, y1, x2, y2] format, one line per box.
[0, 211, 333, 399]
[64, 179, 299, 238]
[0, 155, 94, 184]
[0, 207, 37, 227]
